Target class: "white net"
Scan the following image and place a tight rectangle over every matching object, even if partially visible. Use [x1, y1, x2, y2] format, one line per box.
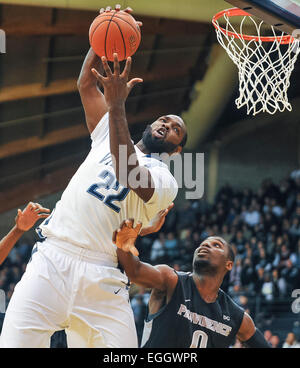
[213, 10, 300, 116]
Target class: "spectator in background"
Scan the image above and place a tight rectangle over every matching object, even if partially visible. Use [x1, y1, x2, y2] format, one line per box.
[282, 332, 300, 348]
[261, 272, 275, 301]
[295, 239, 300, 268]
[231, 230, 246, 256]
[150, 233, 166, 263]
[271, 269, 287, 298]
[241, 257, 256, 293]
[226, 207, 237, 227]
[280, 259, 300, 294]
[269, 334, 281, 348]
[176, 201, 196, 230]
[256, 245, 272, 272]
[255, 267, 265, 295]
[264, 329, 273, 343]
[164, 232, 179, 259]
[237, 295, 251, 315]
[273, 244, 292, 271]
[244, 205, 261, 228]
[220, 225, 232, 244]
[271, 199, 283, 218]
[229, 256, 243, 293]
[292, 321, 300, 342]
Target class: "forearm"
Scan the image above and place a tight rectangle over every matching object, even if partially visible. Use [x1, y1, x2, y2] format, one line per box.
[0, 226, 24, 265]
[77, 48, 103, 89]
[108, 103, 138, 184]
[117, 248, 165, 289]
[117, 248, 141, 279]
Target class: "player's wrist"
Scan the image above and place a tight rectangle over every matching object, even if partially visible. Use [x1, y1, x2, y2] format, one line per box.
[107, 101, 126, 111]
[13, 224, 26, 234]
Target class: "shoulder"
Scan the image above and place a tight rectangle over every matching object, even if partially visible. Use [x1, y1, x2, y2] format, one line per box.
[155, 264, 178, 278]
[154, 265, 179, 288]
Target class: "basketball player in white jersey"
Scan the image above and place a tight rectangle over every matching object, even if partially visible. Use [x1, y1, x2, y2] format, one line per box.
[0, 6, 187, 348]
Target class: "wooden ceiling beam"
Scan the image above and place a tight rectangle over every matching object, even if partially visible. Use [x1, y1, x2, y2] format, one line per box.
[4, 23, 90, 36]
[0, 123, 89, 159]
[0, 107, 164, 159]
[0, 66, 190, 102]
[0, 78, 77, 103]
[3, 17, 210, 37]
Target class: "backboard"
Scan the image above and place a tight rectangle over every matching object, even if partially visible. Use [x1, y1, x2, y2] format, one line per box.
[226, 0, 300, 36]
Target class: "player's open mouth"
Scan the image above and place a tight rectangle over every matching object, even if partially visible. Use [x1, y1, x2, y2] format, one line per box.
[198, 249, 209, 255]
[153, 128, 166, 139]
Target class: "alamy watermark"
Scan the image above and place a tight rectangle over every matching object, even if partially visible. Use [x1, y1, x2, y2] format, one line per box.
[0, 29, 5, 54]
[0, 288, 5, 313]
[291, 289, 300, 314]
[111, 146, 204, 200]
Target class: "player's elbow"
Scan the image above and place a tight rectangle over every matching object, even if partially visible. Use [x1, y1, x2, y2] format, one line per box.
[77, 78, 89, 92]
[77, 74, 96, 92]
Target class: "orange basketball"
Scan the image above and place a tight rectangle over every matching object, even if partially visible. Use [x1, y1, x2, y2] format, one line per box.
[89, 10, 141, 61]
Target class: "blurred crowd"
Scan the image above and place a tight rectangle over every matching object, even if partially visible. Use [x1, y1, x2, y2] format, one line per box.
[1, 170, 300, 347]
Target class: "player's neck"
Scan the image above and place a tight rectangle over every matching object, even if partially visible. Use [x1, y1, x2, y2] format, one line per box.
[136, 140, 150, 154]
[192, 273, 222, 303]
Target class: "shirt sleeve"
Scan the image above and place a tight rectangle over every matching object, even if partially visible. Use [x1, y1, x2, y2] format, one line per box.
[90, 112, 109, 147]
[143, 165, 178, 221]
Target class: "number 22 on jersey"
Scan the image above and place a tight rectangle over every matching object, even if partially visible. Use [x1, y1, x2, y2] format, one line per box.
[87, 169, 130, 213]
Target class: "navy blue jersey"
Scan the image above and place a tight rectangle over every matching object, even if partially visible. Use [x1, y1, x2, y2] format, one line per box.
[142, 271, 244, 348]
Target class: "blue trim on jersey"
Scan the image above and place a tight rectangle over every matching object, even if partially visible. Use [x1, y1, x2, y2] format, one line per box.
[35, 227, 46, 242]
[144, 153, 163, 162]
[145, 303, 168, 323]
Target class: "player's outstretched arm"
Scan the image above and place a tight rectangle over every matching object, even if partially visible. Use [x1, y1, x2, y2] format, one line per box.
[91, 53, 157, 202]
[113, 220, 177, 290]
[77, 47, 108, 134]
[236, 312, 271, 348]
[79, 5, 142, 136]
[0, 202, 50, 265]
[140, 203, 174, 237]
[77, 7, 115, 134]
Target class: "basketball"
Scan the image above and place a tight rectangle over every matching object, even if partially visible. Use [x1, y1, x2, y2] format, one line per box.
[89, 10, 141, 61]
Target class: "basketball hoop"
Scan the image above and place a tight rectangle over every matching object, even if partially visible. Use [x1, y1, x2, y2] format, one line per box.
[212, 8, 300, 115]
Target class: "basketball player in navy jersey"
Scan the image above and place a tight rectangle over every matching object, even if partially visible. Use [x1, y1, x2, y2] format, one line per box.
[0, 202, 50, 266]
[114, 219, 271, 348]
[0, 202, 50, 336]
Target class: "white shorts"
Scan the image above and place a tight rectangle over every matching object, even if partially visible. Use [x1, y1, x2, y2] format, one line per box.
[0, 239, 138, 348]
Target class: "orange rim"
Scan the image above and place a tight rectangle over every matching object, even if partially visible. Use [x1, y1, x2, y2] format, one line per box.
[212, 7, 295, 44]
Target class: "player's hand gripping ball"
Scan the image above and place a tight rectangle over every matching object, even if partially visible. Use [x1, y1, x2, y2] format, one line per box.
[89, 5, 142, 61]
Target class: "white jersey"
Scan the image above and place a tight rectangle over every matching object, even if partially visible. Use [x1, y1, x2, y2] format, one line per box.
[39, 112, 178, 260]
